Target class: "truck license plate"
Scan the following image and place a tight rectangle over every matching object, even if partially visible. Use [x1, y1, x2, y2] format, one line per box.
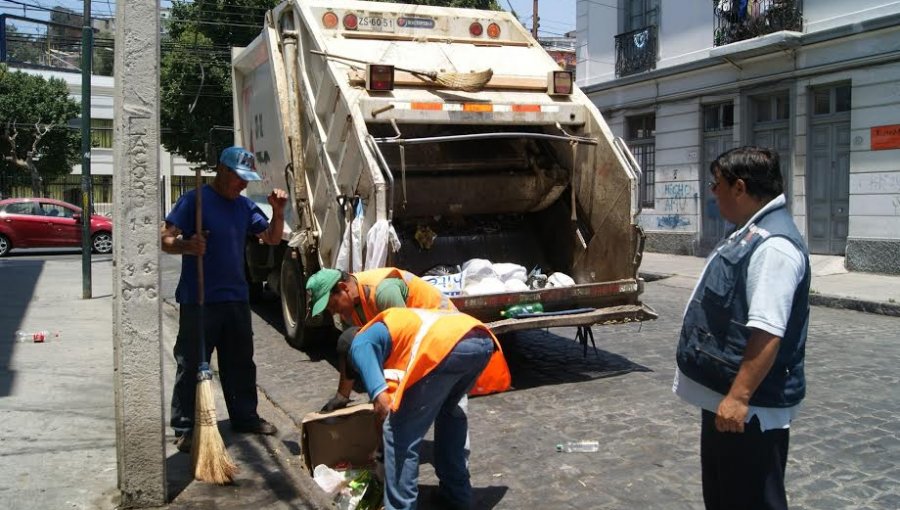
[359, 14, 395, 32]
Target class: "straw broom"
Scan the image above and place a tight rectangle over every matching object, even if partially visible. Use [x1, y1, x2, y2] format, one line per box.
[311, 49, 494, 93]
[190, 167, 237, 485]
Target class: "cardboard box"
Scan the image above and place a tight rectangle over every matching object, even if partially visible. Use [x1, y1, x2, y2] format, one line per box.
[301, 403, 380, 475]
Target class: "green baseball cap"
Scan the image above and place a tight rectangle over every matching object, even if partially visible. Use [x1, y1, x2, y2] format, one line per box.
[306, 268, 342, 317]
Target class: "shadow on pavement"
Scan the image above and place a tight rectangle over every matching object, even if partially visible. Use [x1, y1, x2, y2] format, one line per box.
[0, 259, 43, 397]
[167, 418, 307, 509]
[498, 328, 651, 391]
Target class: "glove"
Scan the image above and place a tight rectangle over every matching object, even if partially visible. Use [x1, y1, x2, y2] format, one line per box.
[320, 393, 351, 412]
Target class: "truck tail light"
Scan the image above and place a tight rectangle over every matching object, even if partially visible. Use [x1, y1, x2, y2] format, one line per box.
[469, 22, 483, 37]
[548, 70, 573, 96]
[322, 11, 338, 29]
[487, 23, 501, 38]
[366, 64, 395, 91]
[343, 13, 358, 30]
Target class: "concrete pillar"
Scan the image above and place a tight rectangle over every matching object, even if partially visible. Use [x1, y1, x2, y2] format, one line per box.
[112, 0, 166, 505]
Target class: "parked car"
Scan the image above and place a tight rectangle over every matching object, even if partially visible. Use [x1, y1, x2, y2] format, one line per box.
[0, 197, 113, 256]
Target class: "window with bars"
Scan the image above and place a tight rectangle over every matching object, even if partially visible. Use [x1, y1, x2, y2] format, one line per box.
[703, 102, 734, 132]
[627, 114, 656, 208]
[90, 119, 113, 148]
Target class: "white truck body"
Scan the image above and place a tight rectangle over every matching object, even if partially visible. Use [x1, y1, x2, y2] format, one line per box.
[233, 0, 655, 348]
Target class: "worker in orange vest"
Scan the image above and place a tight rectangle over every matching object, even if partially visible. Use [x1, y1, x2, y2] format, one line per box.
[306, 267, 461, 411]
[338, 308, 510, 510]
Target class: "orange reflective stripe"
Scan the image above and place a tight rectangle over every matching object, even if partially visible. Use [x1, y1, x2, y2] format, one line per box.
[411, 102, 443, 110]
[512, 104, 541, 113]
[463, 103, 493, 112]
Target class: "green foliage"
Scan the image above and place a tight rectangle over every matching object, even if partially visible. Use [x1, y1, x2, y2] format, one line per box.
[0, 65, 81, 181]
[5, 24, 45, 64]
[160, 0, 500, 163]
[93, 30, 115, 77]
[161, 0, 279, 164]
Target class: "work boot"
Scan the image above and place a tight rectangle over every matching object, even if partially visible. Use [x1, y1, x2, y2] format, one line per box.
[175, 433, 193, 454]
[232, 417, 277, 435]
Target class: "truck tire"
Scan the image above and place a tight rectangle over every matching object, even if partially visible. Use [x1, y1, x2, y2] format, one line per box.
[280, 249, 312, 350]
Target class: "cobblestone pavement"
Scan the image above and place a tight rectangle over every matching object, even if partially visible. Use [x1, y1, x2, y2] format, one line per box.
[166, 269, 900, 509]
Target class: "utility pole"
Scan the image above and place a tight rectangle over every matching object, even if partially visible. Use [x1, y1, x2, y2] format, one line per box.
[532, 0, 539, 38]
[80, 0, 93, 299]
[112, 0, 166, 504]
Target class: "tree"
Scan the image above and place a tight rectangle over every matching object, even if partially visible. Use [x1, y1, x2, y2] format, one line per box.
[5, 24, 46, 65]
[160, 0, 499, 164]
[0, 65, 80, 196]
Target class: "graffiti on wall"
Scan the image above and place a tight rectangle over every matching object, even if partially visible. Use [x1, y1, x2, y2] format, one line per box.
[657, 215, 691, 229]
[656, 182, 696, 229]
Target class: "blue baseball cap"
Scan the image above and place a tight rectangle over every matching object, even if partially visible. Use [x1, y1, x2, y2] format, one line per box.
[219, 146, 261, 181]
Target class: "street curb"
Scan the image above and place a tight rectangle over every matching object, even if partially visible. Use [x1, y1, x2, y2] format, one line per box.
[809, 294, 900, 317]
[639, 272, 900, 317]
[258, 388, 336, 510]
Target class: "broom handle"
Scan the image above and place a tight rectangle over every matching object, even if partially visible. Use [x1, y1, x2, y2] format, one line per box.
[310, 49, 436, 79]
[195, 167, 206, 364]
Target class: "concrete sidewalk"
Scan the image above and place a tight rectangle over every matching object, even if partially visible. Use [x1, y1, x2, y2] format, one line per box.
[0, 255, 332, 510]
[640, 252, 900, 316]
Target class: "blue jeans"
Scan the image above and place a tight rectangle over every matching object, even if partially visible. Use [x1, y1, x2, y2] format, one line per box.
[382, 333, 495, 510]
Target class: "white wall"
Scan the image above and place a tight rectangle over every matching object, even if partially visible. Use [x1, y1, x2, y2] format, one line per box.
[804, 0, 900, 32]
[576, 0, 618, 86]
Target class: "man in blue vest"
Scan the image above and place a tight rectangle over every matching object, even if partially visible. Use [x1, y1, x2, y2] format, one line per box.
[674, 146, 810, 510]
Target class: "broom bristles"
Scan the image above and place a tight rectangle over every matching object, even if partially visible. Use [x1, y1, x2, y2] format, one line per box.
[433, 68, 494, 93]
[192, 378, 238, 485]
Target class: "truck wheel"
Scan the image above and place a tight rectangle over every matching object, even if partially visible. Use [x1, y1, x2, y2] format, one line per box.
[280, 250, 311, 350]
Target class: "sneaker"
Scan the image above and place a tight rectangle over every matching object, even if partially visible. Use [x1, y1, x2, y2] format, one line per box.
[175, 433, 193, 453]
[232, 418, 277, 435]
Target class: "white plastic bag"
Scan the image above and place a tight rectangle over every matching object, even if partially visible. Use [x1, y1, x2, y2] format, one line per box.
[313, 464, 346, 496]
[364, 219, 401, 270]
[492, 263, 527, 284]
[547, 272, 576, 287]
[335, 200, 364, 272]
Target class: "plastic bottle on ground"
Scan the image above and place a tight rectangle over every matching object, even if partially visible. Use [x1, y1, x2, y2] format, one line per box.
[556, 440, 600, 453]
[500, 302, 544, 318]
[15, 330, 60, 343]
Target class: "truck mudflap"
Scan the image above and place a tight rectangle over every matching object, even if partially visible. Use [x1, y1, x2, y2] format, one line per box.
[486, 303, 658, 335]
[449, 278, 656, 330]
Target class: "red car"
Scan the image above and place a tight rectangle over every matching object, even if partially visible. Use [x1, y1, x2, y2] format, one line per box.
[0, 197, 113, 257]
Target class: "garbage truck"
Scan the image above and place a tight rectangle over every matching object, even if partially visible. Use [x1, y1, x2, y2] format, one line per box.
[232, 0, 657, 350]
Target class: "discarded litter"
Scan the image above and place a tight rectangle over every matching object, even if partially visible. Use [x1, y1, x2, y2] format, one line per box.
[15, 330, 60, 343]
[556, 440, 600, 453]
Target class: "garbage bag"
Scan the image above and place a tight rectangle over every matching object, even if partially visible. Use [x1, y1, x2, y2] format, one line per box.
[335, 200, 364, 272]
[547, 272, 576, 287]
[364, 219, 400, 270]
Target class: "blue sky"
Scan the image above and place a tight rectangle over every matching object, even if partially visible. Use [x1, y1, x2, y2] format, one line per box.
[2, 0, 576, 36]
[505, 0, 576, 36]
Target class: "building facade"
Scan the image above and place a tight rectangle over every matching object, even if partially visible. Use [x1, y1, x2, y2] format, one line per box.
[14, 68, 195, 214]
[576, 0, 900, 274]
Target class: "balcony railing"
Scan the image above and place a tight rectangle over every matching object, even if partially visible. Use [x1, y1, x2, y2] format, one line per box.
[615, 25, 658, 78]
[713, 0, 803, 47]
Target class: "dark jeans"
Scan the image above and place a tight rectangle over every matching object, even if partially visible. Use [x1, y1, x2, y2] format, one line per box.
[170, 302, 260, 435]
[701, 410, 790, 510]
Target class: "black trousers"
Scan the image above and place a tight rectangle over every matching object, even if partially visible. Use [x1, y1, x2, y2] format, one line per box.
[170, 302, 260, 434]
[701, 410, 790, 510]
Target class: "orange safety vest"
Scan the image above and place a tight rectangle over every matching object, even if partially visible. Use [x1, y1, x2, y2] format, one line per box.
[351, 267, 456, 327]
[359, 308, 511, 410]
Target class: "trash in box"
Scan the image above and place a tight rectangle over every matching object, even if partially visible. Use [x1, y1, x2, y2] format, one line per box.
[301, 403, 380, 475]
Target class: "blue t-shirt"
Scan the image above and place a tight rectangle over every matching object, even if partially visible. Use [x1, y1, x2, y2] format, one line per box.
[166, 185, 269, 304]
[349, 322, 393, 401]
